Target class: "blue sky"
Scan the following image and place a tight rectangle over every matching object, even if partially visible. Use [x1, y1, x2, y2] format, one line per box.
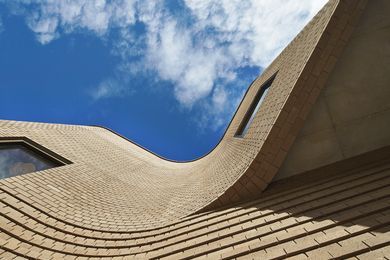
[0, 0, 326, 160]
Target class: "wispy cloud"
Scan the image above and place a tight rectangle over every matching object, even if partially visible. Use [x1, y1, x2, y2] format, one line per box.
[1, 0, 327, 131]
[90, 78, 133, 100]
[2, 0, 137, 43]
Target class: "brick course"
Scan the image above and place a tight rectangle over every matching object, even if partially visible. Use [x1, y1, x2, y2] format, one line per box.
[1, 0, 389, 259]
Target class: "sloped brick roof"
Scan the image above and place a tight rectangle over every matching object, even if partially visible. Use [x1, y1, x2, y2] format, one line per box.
[2, 0, 389, 259]
[1, 146, 389, 259]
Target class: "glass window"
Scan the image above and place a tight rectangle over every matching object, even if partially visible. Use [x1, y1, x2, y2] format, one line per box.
[235, 74, 276, 137]
[0, 143, 62, 179]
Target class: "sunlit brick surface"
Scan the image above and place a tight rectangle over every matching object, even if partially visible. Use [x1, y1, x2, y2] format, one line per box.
[1, 0, 389, 259]
[1, 148, 389, 259]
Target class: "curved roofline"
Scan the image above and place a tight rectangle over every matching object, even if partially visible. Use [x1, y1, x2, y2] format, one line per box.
[89, 75, 262, 163]
[1, 0, 368, 227]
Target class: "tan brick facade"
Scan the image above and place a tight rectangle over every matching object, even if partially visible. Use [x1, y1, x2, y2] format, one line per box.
[1, 0, 389, 259]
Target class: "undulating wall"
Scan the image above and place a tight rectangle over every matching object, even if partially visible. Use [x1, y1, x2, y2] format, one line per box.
[2, 1, 390, 258]
[0, 0, 359, 228]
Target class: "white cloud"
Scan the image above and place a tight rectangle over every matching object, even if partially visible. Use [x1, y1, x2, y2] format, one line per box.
[144, 18, 222, 106]
[184, 0, 327, 65]
[90, 78, 132, 100]
[27, 15, 59, 44]
[195, 85, 242, 132]
[14, 0, 138, 44]
[143, 0, 327, 109]
[1, 0, 327, 130]
[212, 86, 228, 113]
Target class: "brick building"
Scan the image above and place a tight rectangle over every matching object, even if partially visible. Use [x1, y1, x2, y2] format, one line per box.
[0, 0, 389, 259]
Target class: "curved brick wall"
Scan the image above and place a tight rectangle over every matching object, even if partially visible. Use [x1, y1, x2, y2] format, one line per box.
[2, 1, 386, 259]
[0, 0, 365, 229]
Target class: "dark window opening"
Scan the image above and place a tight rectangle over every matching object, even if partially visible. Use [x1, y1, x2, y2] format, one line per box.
[0, 139, 70, 180]
[235, 74, 277, 137]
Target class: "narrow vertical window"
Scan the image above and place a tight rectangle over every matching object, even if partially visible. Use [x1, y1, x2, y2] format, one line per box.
[235, 74, 276, 137]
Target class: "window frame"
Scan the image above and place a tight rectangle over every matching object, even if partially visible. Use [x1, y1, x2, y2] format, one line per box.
[235, 73, 277, 137]
[0, 137, 71, 179]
